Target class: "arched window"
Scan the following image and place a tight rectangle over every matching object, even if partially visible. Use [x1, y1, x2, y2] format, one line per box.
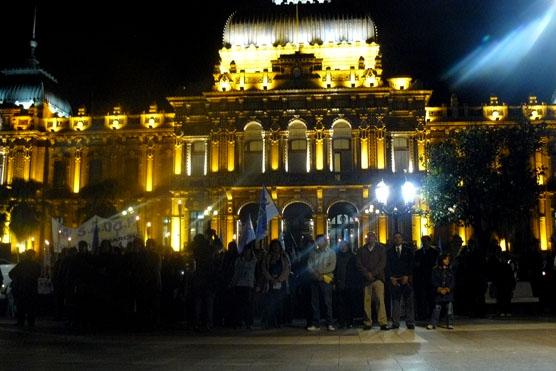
[53, 157, 68, 190]
[332, 120, 352, 172]
[392, 136, 410, 173]
[123, 155, 139, 191]
[88, 157, 103, 185]
[191, 141, 206, 176]
[244, 122, 263, 174]
[288, 121, 307, 173]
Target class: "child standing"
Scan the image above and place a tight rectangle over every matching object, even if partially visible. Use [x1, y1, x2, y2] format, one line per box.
[427, 253, 455, 330]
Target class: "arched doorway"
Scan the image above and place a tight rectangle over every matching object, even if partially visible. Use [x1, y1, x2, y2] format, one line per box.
[238, 202, 259, 224]
[328, 202, 359, 250]
[282, 202, 313, 254]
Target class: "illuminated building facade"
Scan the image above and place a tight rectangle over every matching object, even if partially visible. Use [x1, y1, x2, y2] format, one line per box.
[0, 1, 554, 253]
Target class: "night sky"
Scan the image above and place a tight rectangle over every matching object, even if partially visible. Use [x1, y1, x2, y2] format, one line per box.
[2, 0, 555, 114]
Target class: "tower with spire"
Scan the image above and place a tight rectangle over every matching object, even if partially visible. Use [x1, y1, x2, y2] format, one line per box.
[0, 5, 71, 117]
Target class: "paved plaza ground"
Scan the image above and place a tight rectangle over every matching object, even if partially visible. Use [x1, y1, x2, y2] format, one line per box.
[1, 318, 555, 370]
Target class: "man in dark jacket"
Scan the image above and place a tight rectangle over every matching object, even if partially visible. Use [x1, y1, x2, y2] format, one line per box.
[387, 232, 415, 329]
[357, 232, 389, 330]
[413, 235, 439, 320]
[10, 250, 42, 326]
[334, 241, 360, 328]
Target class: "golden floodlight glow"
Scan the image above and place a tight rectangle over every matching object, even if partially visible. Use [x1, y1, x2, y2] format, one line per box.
[72, 155, 81, 193]
[45, 118, 64, 132]
[360, 138, 369, 169]
[388, 77, 412, 90]
[315, 139, 324, 170]
[174, 142, 182, 175]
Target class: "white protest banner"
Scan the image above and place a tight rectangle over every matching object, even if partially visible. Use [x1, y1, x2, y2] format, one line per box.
[52, 213, 138, 252]
[77, 214, 138, 250]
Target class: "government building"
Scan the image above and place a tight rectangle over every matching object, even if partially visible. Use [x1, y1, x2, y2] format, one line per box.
[1, 0, 554, 255]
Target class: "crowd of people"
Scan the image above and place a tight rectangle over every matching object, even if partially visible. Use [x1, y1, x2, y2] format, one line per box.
[2, 229, 556, 331]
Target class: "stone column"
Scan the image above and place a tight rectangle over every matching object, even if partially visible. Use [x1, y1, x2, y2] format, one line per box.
[174, 140, 183, 175]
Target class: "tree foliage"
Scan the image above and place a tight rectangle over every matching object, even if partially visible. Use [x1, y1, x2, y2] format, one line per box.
[78, 179, 124, 222]
[0, 179, 43, 241]
[422, 123, 543, 246]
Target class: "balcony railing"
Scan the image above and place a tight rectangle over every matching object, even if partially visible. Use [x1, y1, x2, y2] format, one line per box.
[171, 169, 423, 189]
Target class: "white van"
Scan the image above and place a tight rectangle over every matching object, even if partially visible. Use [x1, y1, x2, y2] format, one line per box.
[0, 258, 16, 301]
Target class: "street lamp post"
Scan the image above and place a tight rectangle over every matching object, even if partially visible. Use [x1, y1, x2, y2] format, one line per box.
[374, 179, 418, 235]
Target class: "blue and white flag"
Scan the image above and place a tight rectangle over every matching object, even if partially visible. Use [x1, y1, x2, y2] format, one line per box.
[238, 217, 256, 254]
[255, 186, 280, 241]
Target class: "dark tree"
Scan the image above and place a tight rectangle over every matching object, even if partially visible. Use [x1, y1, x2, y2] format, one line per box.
[421, 122, 544, 251]
[78, 179, 121, 222]
[0, 179, 42, 242]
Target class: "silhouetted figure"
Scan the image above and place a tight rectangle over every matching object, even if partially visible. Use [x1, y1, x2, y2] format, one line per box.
[447, 235, 463, 264]
[494, 251, 516, 317]
[136, 238, 162, 328]
[180, 247, 197, 328]
[160, 247, 182, 326]
[67, 241, 94, 329]
[261, 239, 291, 328]
[191, 234, 217, 330]
[231, 243, 258, 329]
[546, 247, 556, 313]
[519, 239, 543, 297]
[334, 240, 360, 329]
[220, 241, 239, 327]
[52, 247, 70, 320]
[95, 239, 115, 327]
[454, 240, 471, 315]
[463, 238, 487, 317]
[10, 250, 42, 326]
[414, 235, 439, 321]
[293, 237, 315, 327]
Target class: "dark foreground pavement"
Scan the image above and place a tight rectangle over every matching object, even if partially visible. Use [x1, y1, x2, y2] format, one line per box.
[1, 318, 556, 370]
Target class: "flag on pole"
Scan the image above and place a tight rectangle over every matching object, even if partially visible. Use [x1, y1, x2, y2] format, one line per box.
[255, 186, 279, 241]
[238, 217, 256, 254]
[92, 218, 100, 253]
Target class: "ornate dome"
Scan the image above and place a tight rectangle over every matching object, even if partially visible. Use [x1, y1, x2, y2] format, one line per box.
[0, 66, 72, 117]
[223, 4, 377, 48]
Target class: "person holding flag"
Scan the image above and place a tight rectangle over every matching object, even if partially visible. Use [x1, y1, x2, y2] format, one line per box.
[238, 218, 256, 254]
[255, 186, 280, 242]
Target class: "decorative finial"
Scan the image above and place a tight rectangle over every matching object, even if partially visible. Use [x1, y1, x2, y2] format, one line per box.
[28, 4, 39, 67]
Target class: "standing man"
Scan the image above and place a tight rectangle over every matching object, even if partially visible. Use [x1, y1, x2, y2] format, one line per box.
[307, 234, 336, 331]
[387, 232, 415, 329]
[357, 232, 389, 331]
[413, 235, 439, 321]
[9, 250, 42, 327]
